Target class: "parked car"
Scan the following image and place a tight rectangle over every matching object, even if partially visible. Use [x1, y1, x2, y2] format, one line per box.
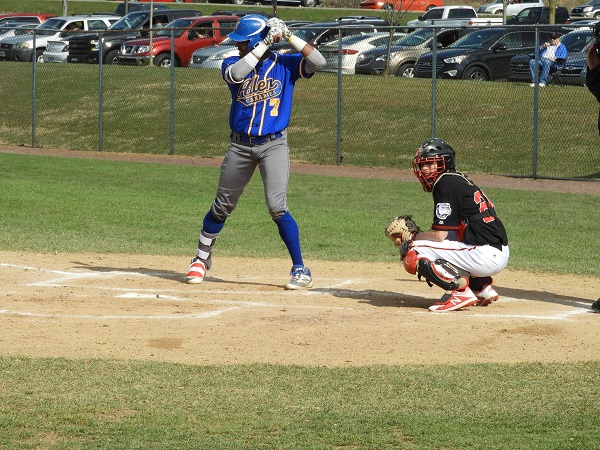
[359, 0, 444, 12]
[0, 13, 57, 25]
[508, 28, 594, 84]
[0, 23, 34, 40]
[0, 15, 120, 63]
[406, 5, 503, 28]
[477, 0, 544, 16]
[319, 32, 406, 74]
[210, 10, 271, 17]
[414, 26, 564, 81]
[114, 2, 171, 16]
[570, 0, 600, 20]
[116, 15, 238, 67]
[506, 6, 570, 24]
[355, 27, 474, 77]
[67, 9, 201, 64]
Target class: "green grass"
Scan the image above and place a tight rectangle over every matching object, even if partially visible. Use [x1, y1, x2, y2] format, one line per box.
[1, 152, 598, 275]
[1, 357, 599, 449]
[1, 62, 598, 179]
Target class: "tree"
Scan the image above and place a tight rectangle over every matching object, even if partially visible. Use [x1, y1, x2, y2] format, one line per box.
[380, 0, 416, 76]
[548, 0, 555, 24]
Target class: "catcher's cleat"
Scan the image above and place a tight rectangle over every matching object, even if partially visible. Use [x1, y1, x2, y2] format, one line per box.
[473, 283, 499, 307]
[591, 299, 600, 313]
[429, 287, 478, 312]
[185, 257, 207, 284]
[285, 266, 313, 290]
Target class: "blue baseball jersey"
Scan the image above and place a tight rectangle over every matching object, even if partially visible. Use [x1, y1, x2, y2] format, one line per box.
[222, 52, 314, 137]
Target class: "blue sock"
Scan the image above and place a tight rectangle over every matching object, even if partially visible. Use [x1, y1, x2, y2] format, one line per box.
[274, 212, 303, 268]
[202, 210, 225, 234]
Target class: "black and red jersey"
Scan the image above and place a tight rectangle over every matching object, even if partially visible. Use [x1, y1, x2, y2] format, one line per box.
[430, 171, 508, 248]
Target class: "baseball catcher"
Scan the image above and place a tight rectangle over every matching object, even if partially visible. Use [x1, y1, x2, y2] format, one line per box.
[387, 138, 510, 312]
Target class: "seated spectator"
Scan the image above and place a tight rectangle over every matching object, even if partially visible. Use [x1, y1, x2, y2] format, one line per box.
[529, 32, 567, 87]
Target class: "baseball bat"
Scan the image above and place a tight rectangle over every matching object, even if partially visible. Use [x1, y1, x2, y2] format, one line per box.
[272, 0, 278, 16]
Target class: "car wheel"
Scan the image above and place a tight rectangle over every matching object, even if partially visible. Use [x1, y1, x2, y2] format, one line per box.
[154, 54, 180, 67]
[463, 66, 488, 81]
[383, 4, 393, 10]
[395, 63, 414, 78]
[104, 49, 120, 65]
[595, 11, 600, 18]
[303, 0, 317, 6]
[231, 0, 245, 5]
[494, 9, 503, 14]
[34, 49, 44, 63]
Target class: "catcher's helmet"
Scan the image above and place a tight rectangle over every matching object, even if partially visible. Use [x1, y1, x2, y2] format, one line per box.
[228, 14, 269, 49]
[412, 138, 456, 192]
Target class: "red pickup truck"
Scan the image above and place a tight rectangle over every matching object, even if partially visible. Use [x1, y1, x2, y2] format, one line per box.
[116, 15, 239, 67]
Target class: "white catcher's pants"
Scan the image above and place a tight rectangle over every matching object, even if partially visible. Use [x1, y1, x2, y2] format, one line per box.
[411, 239, 510, 278]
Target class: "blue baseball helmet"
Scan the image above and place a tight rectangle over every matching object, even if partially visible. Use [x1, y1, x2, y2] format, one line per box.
[228, 14, 269, 48]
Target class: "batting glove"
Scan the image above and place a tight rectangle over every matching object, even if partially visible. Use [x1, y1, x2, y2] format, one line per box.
[263, 27, 283, 46]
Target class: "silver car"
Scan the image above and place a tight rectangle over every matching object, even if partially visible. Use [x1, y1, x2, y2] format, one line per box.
[0, 15, 119, 63]
[188, 37, 237, 69]
[0, 23, 34, 40]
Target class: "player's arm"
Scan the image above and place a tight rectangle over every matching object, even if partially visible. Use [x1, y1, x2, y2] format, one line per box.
[276, 21, 325, 73]
[414, 229, 448, 242]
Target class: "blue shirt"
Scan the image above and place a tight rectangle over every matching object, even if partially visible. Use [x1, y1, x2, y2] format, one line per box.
[222, 52, 314, 137]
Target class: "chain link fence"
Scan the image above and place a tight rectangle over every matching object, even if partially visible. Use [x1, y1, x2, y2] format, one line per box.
[0, 24, 598, 180]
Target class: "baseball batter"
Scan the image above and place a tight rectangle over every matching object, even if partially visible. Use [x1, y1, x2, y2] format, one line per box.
[186, 15, 326, 289]
[386, 138, 509, 312]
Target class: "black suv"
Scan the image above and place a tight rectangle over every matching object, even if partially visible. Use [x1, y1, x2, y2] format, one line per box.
[414, 27, 563, 81]
[114, 3, 170, 16]
[506, 6, 570, 24]
[67, 9, 201, 64]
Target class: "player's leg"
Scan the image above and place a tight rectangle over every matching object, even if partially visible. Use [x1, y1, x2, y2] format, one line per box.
[404, 240, 508, 310]
[186, 144, 256, 284]
[258, 136, 312, 290]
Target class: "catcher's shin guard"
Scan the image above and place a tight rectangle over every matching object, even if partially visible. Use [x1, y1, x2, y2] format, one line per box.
[416, 258, 470, 291]
[195, 230, 218, 269]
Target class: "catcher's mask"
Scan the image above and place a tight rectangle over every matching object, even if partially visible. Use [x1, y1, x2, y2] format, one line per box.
[228, 14, 269, 49]
[412, 138, 456, 192]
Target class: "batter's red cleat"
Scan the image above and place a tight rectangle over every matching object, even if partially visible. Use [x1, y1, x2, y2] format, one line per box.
[473, 283, 499, 306]
[429, 287, 478, 312]
[186, 258, 207, 284]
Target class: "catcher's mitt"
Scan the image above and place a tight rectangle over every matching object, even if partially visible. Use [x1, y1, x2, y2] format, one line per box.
[385, 215, 421, 248]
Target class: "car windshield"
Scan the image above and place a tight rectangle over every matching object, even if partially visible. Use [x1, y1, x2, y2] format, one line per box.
[156, 18, 195, 38]
[109, 13, 148, 31]
[560, 31, 593, 52]
[36, 18, 66, 36]
[293, 28, 318, 42]
[396, 28, 434, 46]
[448, 28, 505, 49]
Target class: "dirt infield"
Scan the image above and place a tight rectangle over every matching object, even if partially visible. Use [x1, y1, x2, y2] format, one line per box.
[1, 145, 599, 367]
[1, 251, 598, 367]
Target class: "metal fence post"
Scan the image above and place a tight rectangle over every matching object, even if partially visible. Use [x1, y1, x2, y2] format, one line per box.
[430, 27, 438, 138]
[98, 34, 104, 152]
[336, 26, 342, 165]
[532, 27, 540, 179]
[31, 29, 37, 147]
[169, 29, 175, 156]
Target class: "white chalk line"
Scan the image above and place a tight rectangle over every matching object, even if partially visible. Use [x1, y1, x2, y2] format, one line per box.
[0, 261, 592, 321]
